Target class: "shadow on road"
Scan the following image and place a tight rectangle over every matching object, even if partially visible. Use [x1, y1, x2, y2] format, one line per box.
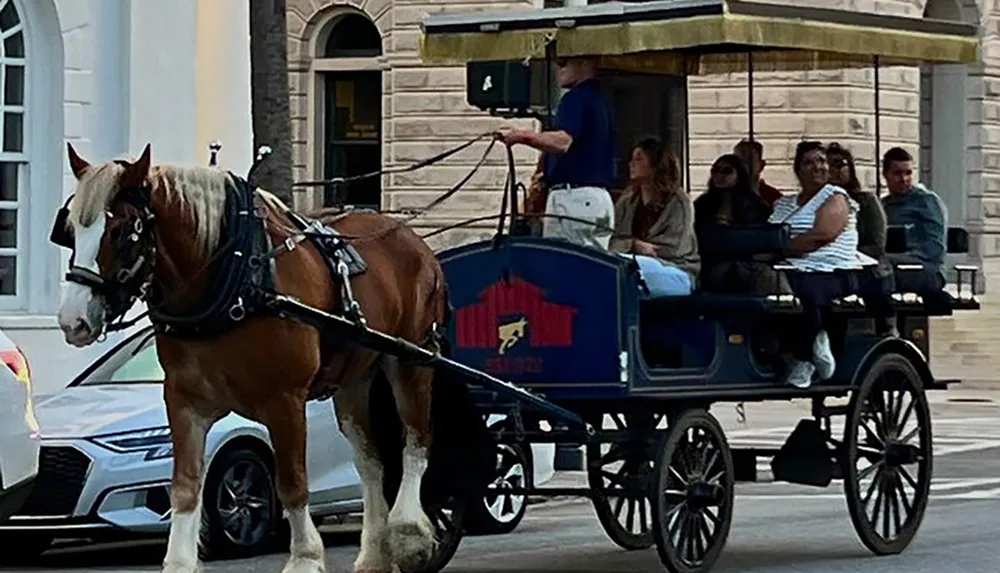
[0, 531, 361, 571]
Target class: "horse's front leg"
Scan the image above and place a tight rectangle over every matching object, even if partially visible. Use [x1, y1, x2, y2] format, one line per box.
[264, 392, 326, 573]
[162, 387, 217, 573]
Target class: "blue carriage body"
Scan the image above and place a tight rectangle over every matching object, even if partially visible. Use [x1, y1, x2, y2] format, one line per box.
[437, 235, 970, 403]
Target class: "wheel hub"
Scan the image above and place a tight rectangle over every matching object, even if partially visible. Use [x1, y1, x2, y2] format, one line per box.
[884, 442, 920, 466]
[686, 481, 724, 510]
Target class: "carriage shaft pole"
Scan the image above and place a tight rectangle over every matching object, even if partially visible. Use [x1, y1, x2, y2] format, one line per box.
[267, 294, 593, 436]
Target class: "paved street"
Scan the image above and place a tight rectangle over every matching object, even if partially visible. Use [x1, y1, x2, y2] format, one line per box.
[10, 394, 1000, 573]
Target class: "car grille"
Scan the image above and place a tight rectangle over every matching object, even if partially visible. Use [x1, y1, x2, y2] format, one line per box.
[16, 446, 91, 517]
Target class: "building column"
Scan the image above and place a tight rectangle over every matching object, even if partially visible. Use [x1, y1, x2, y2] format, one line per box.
[195, 0, 253, 174]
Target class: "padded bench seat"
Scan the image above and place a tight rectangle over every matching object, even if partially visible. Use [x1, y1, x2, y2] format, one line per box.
[640, 292, 801, 317]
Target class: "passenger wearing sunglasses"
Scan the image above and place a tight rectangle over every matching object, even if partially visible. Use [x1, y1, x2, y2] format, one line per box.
[494, 56, 616, 250]
[693, 154, 783, 294]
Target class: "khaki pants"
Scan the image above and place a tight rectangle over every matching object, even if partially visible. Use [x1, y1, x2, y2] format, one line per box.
[542, 186, 615, 250]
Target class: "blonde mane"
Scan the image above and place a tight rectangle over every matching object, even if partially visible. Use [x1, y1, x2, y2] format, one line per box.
[68, 160, 231, 256]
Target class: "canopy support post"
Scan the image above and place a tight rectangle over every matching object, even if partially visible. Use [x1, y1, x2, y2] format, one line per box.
[747, 51, 755, 142]
[874, 55, 882, 195]
[747, 51, 757, 195]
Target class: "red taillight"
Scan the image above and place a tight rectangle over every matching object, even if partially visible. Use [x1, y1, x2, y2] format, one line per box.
[0, 346, 39, 437]
[0, 347, 30, 385]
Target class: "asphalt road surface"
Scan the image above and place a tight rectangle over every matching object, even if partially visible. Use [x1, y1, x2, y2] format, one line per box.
[12, 395, 1000, 573]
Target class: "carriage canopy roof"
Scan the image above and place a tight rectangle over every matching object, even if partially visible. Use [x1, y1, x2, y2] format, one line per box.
[419, 0, 979, 75]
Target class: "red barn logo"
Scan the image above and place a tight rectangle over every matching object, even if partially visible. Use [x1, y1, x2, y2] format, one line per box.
[454, 276, 576, 355]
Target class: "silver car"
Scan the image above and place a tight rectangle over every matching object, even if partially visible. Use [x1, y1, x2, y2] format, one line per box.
[0, 326, 552, 561]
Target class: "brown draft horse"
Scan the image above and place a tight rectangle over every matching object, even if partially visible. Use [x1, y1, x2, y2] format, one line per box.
[55, 143, 457, 573]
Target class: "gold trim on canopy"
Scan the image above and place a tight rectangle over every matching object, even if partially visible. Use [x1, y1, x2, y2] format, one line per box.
[420, 11, 979, 73]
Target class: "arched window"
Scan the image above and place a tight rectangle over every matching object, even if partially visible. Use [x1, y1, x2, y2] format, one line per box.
[324, 13, 382, 58]
[0, 0, 26, 302]
[319, 12, 383, 209]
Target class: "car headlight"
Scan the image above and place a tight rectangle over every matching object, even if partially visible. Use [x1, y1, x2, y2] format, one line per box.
[90, 427, 173, 461]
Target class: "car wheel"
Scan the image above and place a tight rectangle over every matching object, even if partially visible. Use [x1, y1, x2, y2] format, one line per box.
[199, 447, 281, 560]
[464, 442, 531, 535]
[0, 533, 53, 563]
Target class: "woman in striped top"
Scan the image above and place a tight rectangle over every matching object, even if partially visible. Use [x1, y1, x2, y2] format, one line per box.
[769, 141, 877, 388]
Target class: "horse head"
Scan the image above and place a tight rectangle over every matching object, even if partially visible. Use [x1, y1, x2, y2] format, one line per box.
[54, 142, 158, 347]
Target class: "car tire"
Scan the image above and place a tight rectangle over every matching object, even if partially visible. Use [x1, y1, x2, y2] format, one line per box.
[199, 446, 281, 561]
[0, 533, 53, 563]
[464, 441, 532, 535]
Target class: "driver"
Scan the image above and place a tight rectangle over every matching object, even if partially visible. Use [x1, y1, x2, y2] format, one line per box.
[494, 56, 616, 250]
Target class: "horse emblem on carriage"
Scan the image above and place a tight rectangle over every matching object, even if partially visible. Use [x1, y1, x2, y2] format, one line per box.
[453, 276, 577, 373]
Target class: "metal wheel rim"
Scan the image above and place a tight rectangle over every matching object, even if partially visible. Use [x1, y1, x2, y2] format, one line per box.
[850, 368, 930, 545]
[659, 421, 730, 570]
[483, 444, 526, 524]
[216, 459, 274, 547]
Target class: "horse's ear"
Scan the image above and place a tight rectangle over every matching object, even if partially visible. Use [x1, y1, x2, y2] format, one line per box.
[120, 143, 152, 188]
[67, 143, 90, 179]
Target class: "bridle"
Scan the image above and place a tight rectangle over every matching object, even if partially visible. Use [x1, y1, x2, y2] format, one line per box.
[49, 161, 158, 333]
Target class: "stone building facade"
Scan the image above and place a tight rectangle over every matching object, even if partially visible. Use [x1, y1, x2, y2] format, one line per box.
[286, 0, 1000, 384]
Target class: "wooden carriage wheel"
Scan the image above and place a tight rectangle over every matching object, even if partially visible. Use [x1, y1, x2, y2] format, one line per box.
[842, 352, 933, 556]
[586, 412, 666, 550]
[651, 408, 734, 573]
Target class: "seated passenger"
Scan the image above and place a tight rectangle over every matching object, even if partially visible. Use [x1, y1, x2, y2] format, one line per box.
[694, 154, 787, 294]
[827, 143, 895, 335]
[610, 137, 699, 297]
[880, 147, 948, 294]
[770, 141, 878, 388]
[733, 139, 783, 207]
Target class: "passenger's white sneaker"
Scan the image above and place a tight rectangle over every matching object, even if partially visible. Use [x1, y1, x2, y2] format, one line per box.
[813, 330, 836, 380]
[784, 359, 816, 389]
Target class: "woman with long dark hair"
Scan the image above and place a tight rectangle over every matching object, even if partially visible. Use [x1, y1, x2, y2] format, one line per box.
[826, 143, 895, 335]
[610, 137, 699, 296]
[694, 154, 784, 293]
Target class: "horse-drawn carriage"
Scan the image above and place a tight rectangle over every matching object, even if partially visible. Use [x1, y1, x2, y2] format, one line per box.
[416, 1, 982, 571]
[47, 2, 981, 573]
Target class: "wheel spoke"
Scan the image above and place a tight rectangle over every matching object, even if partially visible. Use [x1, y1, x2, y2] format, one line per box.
[898, 425, 920, 445]
[899, 465, 919, 490]
[860, 464, 884, 506]
[896, 395, 916, 436]
[858, 460, 883, 483]
[626, 496, 636, 531]
[893, 472, 913, 518]
[868, 471, 886, 525]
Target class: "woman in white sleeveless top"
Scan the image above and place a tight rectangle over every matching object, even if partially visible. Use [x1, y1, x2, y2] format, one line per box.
[769, 141, 877, 388]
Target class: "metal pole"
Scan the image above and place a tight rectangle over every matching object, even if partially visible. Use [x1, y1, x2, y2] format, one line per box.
[747, 52, 757, 195]
[747, 52, 755, 143]
[874, 56, 882, 195]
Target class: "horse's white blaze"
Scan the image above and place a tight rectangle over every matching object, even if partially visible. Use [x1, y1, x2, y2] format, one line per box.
[57, 217, 105, 340]
[341, 419, 391, 572]
[161, 508, 201, 573]
[284, 505, 326, 573]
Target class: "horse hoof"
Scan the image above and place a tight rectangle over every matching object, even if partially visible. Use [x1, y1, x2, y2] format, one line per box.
[282, 556, 326, 573]
[387, 520, 437, 571]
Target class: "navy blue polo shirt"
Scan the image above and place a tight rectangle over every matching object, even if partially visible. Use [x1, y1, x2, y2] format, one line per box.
[544, 78, 616, 189]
